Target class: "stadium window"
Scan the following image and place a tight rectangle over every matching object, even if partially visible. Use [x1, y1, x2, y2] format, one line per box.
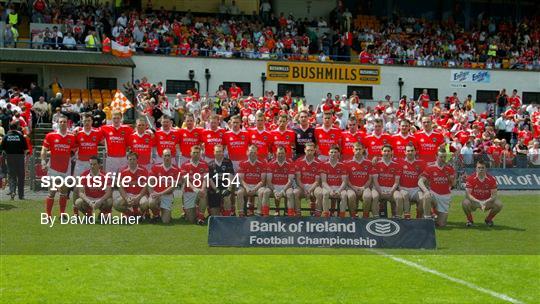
[522, 92, 540, 104]
[347, 86, 373, 100]
[166, 80, 197, 94]
[413, 88, 438, 101]
[476, 90, 499, 103]
[88, 77, 117, 90]
[222, 82, 251, 96]
[277, 83, 304, 97]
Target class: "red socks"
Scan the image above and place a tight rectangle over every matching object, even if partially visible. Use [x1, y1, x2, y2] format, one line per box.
[45, 197, 54, 216]
[261, 205, 270, 216]
[363, 211, 370, 218]
[338, 211, 346, 218]
[466, 213, 474, 222]
[59, 195, 68, 214]
[287, 208, 295, 216]
[485, 211, 497, 222]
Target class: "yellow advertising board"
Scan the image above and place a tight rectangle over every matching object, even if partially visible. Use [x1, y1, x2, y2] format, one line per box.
[266, 62, 380, 85]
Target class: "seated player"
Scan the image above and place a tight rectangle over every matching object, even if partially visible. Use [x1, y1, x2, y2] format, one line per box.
[371, 144, 403, 218]
[418, 147, 456, 227]
[114, 152, 149, 217]
[262, 146, 295, 216]
[293, 143, 322, 216]
[345, 142, 373, 218]
[74, 156, 113, 218]
[146, 148, 179, 224]
[320, 146, 349, 217]
[399, 143, 426, 219]
[180, 145, 209, 224]
[236, 145, 267, 216]
[462, 160, 503, 227]
[207, 144, 235, 216]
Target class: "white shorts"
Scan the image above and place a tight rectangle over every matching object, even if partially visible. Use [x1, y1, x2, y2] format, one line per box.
[431, 191, 451, 213]
[183, 191, 198, 209]
[105, 156, 127, 174]
[401, 187, 421, 202]
[159, 193, 174, 210]
[73, 160, 90, 177]
[272, 184, 287, 195]
[47, 164, 71, 178]
[243, 183, 258, 193]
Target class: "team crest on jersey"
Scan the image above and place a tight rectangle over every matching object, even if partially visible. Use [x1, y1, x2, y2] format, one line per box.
[432, 137, 438, 142]
[241, 135, 245, 140]
[420, 138, 425, 142]
[121, 131, 125, 136]
[172, 135, 176, 140]
[54, 139, 59, 143]
[145, 138, 150, 143]
[297, 134, 301, 138]
[92, 136, 97, 141]
[331, 134, 335, 138]
[208, 134, 212, 138]
[80, 137, 85, 142]
[109, 132, 113, 136]
[403, 165, 408, 169]
[67, 139, 71, 144]
[286, 135, 290, 140]
[263, 136, 268, 140]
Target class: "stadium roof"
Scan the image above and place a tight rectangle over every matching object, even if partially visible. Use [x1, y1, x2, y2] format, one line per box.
[0, 49, 135, 68]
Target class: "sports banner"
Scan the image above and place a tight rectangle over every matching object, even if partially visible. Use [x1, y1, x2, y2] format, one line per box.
[208, 217, 436, 249]
[463, 168, 540, 190]
[266, 62, 380, 84]
[450, 70, 490, 83]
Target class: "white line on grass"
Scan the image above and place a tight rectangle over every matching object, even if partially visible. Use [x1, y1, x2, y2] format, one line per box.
[373, 250, 525, 304]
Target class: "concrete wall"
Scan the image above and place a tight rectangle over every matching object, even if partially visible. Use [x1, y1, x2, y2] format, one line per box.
[272, 0, 335, 19]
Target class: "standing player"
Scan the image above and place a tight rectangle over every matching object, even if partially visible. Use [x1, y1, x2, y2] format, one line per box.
[223, 115, 250, 172]
[146, 148, 179, 224]
[320, 146, 349, 217]
[391, 119, 417, 159]
[236, 145, 267, 216]
[127, 118, 154, 170]
[178, 113, 202, 165]
[74, 156, 113, 217]
[41, 115, 77, 219]
[207, 144, 235, 216]
[101, 110, 133, 173]
[263, 146, 295, 216]
[154, 115, 180, 165]
[202, 114, 225, 162]
[462, 160, 503, 227]
[180, 145, 209, 224]
[371, 144, 403, 218]
[415, 116, 445, 163]
[363, 118, 391, 160]
[249, 112, 272, 161]
[341, 116, 364, 161]
[345, 142, 373, 218]
[293, 110, 316, 159]
[293, 143, 322, 216]
[114, 152, 149, 217]
[399, 143, 426, 219]
[418, 147, 456, 227]
[271, 114, 296, 159]
[314, 112, 342, 161]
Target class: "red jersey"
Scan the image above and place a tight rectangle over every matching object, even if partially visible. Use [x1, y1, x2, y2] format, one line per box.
[373, 160, 401, 187]
[180, 160, 209, 192]
[239, 159, 267, 185]
[341, 130, 363, 160]
[415, 130, 445, 162]
[43, 131, 77, 173]
[466, 173, 497, 201]
[223, 130, 249, 161]
[80, 169, 109, 199]
[509, 96, 521, 109]
[229, 87, 243, 99]
[419, 93, 430, 108]
[421, 164, 455, 195]
[101, 124, 133, 157]
[399, 159, 426, 188]
[294, 157, 320, 185]
[202, 128, 225, 158]
[154, 128, 180, 157]
[127, 131, 153, 166]
[268, 160, 294, 185]
[271, 129, 295, 159]
[323, 161, 347, 187]
[248, 128, 272, 160]
[391, 133, 417, 158]
[455, 130, 471, 146]
[314, 127, 342, 157]
[345, 158, 373, 187]
[119, 166, 148, 195]
[149, 164, 179, 193]
[363, 133, 391, 158]
[74, 128, 103, 161]
[178, 127, 203, 158]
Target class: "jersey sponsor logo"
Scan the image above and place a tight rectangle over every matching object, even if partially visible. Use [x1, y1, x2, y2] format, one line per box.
[365, 219, 400, 237]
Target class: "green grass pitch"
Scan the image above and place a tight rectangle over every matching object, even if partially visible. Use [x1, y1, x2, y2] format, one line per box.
[1, 194, 539, 303]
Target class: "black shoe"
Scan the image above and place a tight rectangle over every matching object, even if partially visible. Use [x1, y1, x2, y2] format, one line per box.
[61, 214, 69, 222]
[152, 216, 162, 223]
[10, 193, 15, 200]
[197, 218, 206, 225]
[466, 221, 474, 227]
[485, 219, 494, 227]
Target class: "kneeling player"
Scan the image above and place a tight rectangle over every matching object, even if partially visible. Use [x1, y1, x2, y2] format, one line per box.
[236, 145, 267, 216]
[345, 142, 373, 218]
[293, 143, 322, 216]
[418, 147, 456, 227]
[75, 156, 113, 217]
[399, 143, 426, 219]
[180, 145, 209, 224]
[372, 144, 403, 218]
[207, 144, 235, 216]
[114, 152, 149, 217]
[462, 160, 503, 227]
[321, 146, 349, 217]
[263, 146, 295, 216]
[146, 149, 178, 224]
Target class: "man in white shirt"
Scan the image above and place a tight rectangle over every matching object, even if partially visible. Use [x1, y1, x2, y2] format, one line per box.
[62, 32, 77, 49]
[460, 140, 474, 167]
